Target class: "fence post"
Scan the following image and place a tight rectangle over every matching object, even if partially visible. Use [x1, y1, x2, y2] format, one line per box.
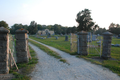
[0, 27, 10, 74]
[78, 31, 88, 55]
[15, 28, 29, 63]
[102, 32, 112, 59]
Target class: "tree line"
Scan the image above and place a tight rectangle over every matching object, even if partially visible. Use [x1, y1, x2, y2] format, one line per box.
[0, 20, 107, 35]
[0, 9, 119, 35]
[109, 23, 120, 35]
[0, 20, 77, 35]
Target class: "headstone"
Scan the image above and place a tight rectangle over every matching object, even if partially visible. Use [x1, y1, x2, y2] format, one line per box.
[117, 34, 120, 39]
[65, 35, 68, 41]
[0, 27, 10, 74]
[102, 32, 112, 59]
[87, 32, 92, 42]
[92, 35, 97, 41]
[55, 36, 59, 40]
[47, 33, 51, 38]
[15, 28, 29, 63]
[87, 32, 91, 42]
[78, 31, 88, 55]
[97, 41, 101, 44]
[114, 44, 120, 47]
[60, 34, 63, 36]
[111, 44, 114, 46]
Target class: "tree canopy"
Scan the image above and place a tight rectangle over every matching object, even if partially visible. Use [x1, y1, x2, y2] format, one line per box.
[76, 9, 99, 32]
[28, 21, 38, 34]
[95, 28, 107, 35]
[109, 23, 120, 35]
[0, 20, 9, 29]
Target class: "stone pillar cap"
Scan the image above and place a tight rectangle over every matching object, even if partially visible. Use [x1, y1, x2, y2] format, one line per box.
[103, 31, 112, 36]
[0, 27, 10, 33]
[16, 28, 29, 33]
[78, 31, 87, 35]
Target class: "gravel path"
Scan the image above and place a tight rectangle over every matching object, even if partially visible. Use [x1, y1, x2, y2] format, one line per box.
[29, 39, 120, 80]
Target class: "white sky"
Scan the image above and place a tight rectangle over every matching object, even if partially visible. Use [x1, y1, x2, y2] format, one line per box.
[0, 0, 120, 29]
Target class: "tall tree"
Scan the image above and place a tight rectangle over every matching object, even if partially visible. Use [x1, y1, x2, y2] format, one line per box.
[28, 21, 38, 34]
[109, 23, 120, 35]
[37, 24, 43, 30]
[76, 9, 98, 31]
[0, 20, 9, 29]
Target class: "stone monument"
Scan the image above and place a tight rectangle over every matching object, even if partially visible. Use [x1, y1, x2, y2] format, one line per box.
[65, 35, 68, 41]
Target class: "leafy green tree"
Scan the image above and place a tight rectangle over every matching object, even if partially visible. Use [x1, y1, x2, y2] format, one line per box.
[0, 20, 9, 29]
[71, 26, 77, 33]
[109, 23, 120, 35]
[53, 24, 62, 34]
[95, 28, 107, 35]
[28, 21, 38, 34]
[37, 24, 43, 30]
[10, 24, 24, 34]
[76, 9, 98, 31]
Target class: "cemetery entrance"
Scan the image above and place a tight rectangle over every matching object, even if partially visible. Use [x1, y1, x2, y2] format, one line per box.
[70, 33, 102, 56]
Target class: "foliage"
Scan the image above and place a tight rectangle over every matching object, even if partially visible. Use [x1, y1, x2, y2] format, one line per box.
[0, 20, 9, 29]
[10, 24, 28, 34]
[95, 28, 107, 35]
[28, 21, 38, 34]
[76, 9, 99, 31]
[109, 23, 120, 35]
[10, 22, 77, 35]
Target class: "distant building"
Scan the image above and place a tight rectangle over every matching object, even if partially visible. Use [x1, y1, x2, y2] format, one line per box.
[37, 29, 54, 35]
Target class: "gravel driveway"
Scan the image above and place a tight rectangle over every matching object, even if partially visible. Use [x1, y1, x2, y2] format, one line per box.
[29, 39, 120, 80]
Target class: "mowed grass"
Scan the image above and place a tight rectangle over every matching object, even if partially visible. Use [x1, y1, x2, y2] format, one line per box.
[10, 46, 38, 80]
[30, 36, 120, 76]
[30, 36, 76, 55]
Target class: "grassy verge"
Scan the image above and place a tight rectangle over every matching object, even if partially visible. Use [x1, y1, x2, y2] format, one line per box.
[77, 47, 120, 76]
[30, 36, 76, 55]
[29, 39, 68, 64]
[10, 46, 38, 80]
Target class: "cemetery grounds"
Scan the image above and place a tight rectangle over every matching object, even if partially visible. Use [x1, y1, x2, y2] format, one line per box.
[30, 35, 120, 76]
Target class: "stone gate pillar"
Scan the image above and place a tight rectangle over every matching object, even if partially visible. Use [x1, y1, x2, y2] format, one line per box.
[78, 31, 88, 55]
[102, 32, 112, 59]
[0, 27, 10, 74]
[15, 28, 29, 63]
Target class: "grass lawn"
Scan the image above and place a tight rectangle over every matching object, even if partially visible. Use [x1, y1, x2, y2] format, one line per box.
[30, 36, 76, 55]
[30, 35, 120, 76]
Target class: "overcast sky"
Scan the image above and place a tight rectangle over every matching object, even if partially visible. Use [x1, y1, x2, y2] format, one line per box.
[0, 0, 120, 29]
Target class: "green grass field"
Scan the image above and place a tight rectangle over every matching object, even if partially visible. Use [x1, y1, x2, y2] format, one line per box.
[30, 36, 76, 55]
[30, 35, 120, 76]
